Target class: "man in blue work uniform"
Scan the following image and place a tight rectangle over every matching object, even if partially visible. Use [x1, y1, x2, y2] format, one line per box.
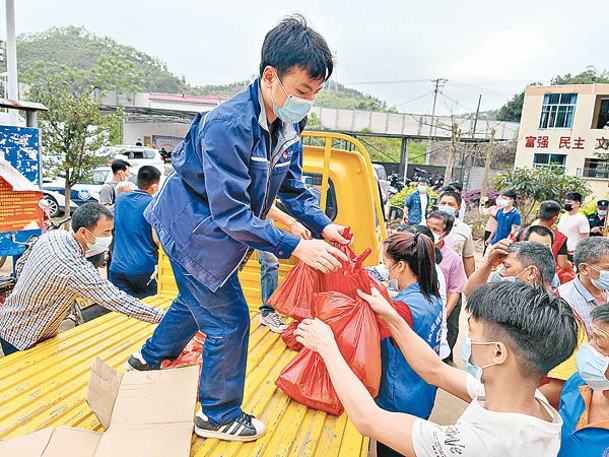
[124, 15, 349, 442]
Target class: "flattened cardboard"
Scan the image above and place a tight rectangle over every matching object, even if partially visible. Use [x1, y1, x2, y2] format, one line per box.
[41, 427, 101, 457]
[0, 358, 199, 457]
[0, 429, 54, 457]
[86, 358, 124, 429]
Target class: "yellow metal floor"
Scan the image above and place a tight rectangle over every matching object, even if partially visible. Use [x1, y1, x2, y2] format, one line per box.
[0, 292, 368, 456]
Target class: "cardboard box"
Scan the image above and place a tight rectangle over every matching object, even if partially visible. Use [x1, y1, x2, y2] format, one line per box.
[0, 358, 199, 457]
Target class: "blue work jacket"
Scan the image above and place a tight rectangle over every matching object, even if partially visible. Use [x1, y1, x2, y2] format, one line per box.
[145, 79, 331, 292]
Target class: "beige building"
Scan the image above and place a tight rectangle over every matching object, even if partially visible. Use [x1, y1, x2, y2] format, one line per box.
[515, 84, 609, 199]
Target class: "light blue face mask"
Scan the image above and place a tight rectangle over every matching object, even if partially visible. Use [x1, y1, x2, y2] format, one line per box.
[461, 335, 498, 382]
[437, 205, 456, 217]
[271, 72, 314, 124]
[587, 265, 609, 291]
[489, 265, 529, 283]
[377, 262, 400, 291]
[576, 342, 609, 391]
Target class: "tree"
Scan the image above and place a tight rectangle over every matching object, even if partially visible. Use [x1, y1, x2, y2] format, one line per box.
[92, 49, 144, 101]
[28, 65, 123, 215]
[494, 166, 591, 225]
[496, 91, 524, 122]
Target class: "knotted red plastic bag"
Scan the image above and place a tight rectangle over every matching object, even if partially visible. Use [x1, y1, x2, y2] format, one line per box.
[161, 332, 206, 369]
[275, 292, 383, 415]
[281, 320, 304, 351]
[267, 262, 320, 320]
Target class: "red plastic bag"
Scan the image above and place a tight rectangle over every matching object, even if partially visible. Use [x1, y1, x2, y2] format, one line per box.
[267, 262, 320, 320]
[557, 267, 576, 285]
[281, 320, 304, 351]
[161, 332, 206, 369]
[275, 292, 383, 415]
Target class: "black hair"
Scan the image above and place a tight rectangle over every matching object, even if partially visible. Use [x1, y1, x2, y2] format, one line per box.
[449, 181, 463, 192]
[111, 159, 131, 174]
[402, 225, 443, 265]
[591, 303, 609, 325]
[428, 210, 454, 234]
[564, 192, 582, 203]
[508, 241, 556, 286]
[523, 225, 555, 244]
[538, 200, 561, 221]
[72, 202, 113, 232]
[259, 14, 333, 82]
[439, 190, 462, 207]
[384, 232, 440, 302]
[137, 165, 162, 190]
[502, 189, 517, 200]
[466, 281, 578, 381]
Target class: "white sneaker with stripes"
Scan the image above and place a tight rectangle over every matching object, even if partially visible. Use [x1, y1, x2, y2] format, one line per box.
[194, 409, 266, 442]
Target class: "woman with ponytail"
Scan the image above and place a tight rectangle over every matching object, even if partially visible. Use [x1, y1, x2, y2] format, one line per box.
[375, 231, 444, 457]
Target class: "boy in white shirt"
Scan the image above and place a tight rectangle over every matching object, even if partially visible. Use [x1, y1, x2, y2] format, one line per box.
[295, 281, 579, 457]
[557, 192, 590, 257]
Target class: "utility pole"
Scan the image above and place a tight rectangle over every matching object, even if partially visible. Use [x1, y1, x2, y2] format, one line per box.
[5, 0, 19, 125]
[480, 128, 496, 207]
[426, 77, 447, 164]
[444, 119, 459, 184]
[471, 94, 482, 138]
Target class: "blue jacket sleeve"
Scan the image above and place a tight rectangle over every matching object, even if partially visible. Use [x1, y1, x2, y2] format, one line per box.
[277, 141, 332, 239]
[201, 118, 300, 258]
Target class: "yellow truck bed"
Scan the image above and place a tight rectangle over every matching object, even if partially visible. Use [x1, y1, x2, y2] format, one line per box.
[0, 262, 368, 456]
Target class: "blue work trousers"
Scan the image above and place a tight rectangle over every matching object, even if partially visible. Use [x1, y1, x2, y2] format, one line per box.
[258, 250, 279, 313]
[140, 259, 250, 425]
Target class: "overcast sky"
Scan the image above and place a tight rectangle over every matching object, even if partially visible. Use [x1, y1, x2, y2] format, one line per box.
[2, 0, 607, 115]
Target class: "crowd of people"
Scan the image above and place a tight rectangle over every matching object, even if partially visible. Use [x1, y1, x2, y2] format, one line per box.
[0, 14, 608, 457]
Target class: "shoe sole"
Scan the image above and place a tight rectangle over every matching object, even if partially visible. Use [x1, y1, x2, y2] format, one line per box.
[259, 316, 287, 334]
[194, 424, 264, 442]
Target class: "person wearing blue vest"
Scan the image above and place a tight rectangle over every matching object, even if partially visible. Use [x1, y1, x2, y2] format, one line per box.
[558, 303, 609, 456]
[123, 15, 350, 442]
[109, 166, 161, 298]
[403, 179, 431, 225]
[375, 231, 443, 457]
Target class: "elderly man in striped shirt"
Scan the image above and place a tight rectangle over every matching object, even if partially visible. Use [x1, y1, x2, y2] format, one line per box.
[0, 203, 165, 356]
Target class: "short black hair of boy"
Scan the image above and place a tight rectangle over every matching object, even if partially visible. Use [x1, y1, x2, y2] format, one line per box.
[137, 165, 162, 190]
[466, 281, 578, 381]
[564, 192, 582, 203]
[111, 159, 131, 174]
[260, 14, 333, 82]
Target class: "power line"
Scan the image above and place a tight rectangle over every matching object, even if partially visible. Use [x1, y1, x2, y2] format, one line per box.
[343, 78, 430, 85]
[394, 90, 434, 108]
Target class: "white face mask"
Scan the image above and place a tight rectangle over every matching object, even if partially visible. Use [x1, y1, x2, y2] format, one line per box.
[418, 185, 427, 193]
[85, 229, 113, 252]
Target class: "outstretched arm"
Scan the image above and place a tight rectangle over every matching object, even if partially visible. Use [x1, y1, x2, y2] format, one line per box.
[357, 289, 470, 402]
[295, 319, 418, 456]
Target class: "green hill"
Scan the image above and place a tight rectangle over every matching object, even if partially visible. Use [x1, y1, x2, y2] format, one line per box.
[17, 26, 394, 112]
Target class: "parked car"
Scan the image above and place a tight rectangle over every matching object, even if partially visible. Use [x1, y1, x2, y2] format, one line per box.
[42, 166, 137, 217]
[96, 145, 165, 175]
